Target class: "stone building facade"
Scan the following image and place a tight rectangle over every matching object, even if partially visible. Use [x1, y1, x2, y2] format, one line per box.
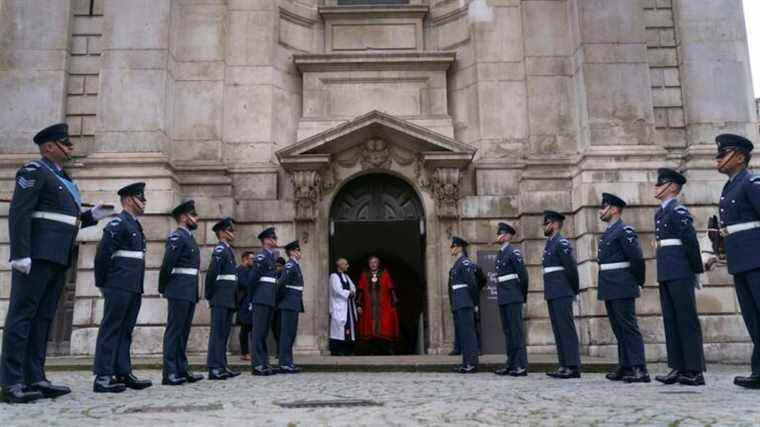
[1, 0, 759, 361]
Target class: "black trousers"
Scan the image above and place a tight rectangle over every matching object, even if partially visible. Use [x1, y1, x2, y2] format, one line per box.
[1, 260, 66, 386]
[93, 288, 142, 376]
[451, 310, 460, 354]
[499, 303, 527, 369]
[278, 310, 300, 366]
[605, 298, 646, 369]
[239, 323, 252, 356]
[206, 306, 233, 369]
[252, 304, 273, 368]
[547, 296, 580, 368]
[659, 279, 705, 372]
[162, 299, 196, 377]
[272, 309, 281, 349]
[453, 307, 478, 367]
[734, 268, 760, 375]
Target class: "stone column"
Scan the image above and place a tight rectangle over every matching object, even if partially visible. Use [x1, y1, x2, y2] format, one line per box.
[0, 0, 71, 152]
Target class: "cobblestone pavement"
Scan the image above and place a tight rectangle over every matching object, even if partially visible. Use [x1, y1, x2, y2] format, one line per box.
[1, 365, 759, 426]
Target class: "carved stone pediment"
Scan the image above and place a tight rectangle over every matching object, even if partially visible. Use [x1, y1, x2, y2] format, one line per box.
[276, 110, 476, 220]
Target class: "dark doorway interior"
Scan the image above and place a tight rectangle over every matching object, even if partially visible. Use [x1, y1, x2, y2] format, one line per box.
[329, 174, 426, 355]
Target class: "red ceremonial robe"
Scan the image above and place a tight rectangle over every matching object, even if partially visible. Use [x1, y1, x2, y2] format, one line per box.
[357, 268, 399, 342]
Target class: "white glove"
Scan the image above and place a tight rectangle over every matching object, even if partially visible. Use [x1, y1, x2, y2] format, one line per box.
[696, 274, 704, 290]
[10, 258, 32, 275]
[91, 202, 114, 221]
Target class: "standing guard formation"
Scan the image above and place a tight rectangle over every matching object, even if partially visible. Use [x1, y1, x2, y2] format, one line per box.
[3, 123, 760, 403]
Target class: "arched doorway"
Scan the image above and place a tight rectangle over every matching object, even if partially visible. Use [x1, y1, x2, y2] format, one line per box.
[329, 173, 427, 355]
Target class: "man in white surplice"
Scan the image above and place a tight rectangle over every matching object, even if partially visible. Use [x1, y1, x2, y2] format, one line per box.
[329, 258, 359, 356]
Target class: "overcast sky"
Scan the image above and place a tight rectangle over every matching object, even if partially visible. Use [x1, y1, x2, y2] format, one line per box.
[745, 0, 760, 98]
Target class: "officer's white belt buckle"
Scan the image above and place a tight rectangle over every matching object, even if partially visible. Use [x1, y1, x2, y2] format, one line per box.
[543, 266, 565, 274]
[599, 261, 631, 271]
[726, 221, 760, 235]
[112, 250, 144, 260]
[497, 274, 518, 283]
[452, 284, 468, 290]
[216, 274, 237, 281]
[260, 276, 276, 284]
[31, 211, 78, 226]
[286, 285, 304, 291]
[657, 239, 682, 248]
[172, 267, 198, 275]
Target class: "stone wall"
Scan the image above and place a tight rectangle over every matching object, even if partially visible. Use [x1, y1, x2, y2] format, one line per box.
[0, 0, 758, 361]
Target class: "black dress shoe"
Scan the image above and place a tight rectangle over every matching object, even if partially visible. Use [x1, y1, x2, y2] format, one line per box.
[508, 367, 528, 377]
[494, 367, 510, 376]
[279, 365, 303, 374]
[605, 368, 630, 382]
[93, 376, 126, 393]
[734, 374, 760, 389]
[555, 367, 581, 379]
[546, 368, 563, 378]
[28, 380, 71, 399]
[459, 365, 477, 374]
[183, 372, 204, 383]
[208, 368, 228, 380]
[451, 365, 464, 373]
[655, 369, 681, 385]
[116, 373, 152, 390]
[162, 374, 187, 386]
[224, 367, 241, 378]
[623, 367, 651, 383]
[251, 366, 274, 376]
[1, 384, 43, 403]
[677, 372, 705, 386]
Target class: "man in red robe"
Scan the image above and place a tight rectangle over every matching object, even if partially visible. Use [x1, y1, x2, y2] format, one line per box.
[357, 256, 399, 354]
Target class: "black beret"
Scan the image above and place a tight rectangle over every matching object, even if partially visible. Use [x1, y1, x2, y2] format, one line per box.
[497, 222, 516, 236]
[33, 123, 69, 145]
[450, 236, 469, 247]
[276, 257, 286, 265]
[257, 227, 277, 240]
[171, 200, 195, 218]
[284, 240, 300, 252]
[716, 133, 753, 155]
[117, 182, 146, 199]
[543, 210, 565, 222]
[656, 168, 686, 186]
[212, 217, 235, 233]
[601, 192, 626, 208]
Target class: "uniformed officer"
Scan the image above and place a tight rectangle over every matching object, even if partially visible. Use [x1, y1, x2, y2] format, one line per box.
[596, 193, 649, 383]
[159, 200, 204, 386]
[448, 236, 479, 374]
[493, 223, 529, 377]
[707, 134, 760, 389]
[236, 251, 255, 362]
[93, 182, 152, 393]
[0, 123, 113, 403]
[542, 210, 582, 379]
[205, 217, 241, 380]
[276, 241, 305, 373]
[653, 169, 706, 386]
[249, 227, 279, 376]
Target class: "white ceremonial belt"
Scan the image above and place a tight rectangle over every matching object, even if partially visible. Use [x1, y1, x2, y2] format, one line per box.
[599, 261, 630, 271]
[657, 239, 682, 248]
[452, 284, 469, 290]
[260, 276, 276, 284]
[726, 221, 760, 235]
[497, 274, 518, 283]
[286, 285, 304, 291]
[216, 274, 237, 281]
[543, 266, 565, 274]
[171, 268, 198, 275]
[31, 211, 78, 226]
[112, 250, 144, 260]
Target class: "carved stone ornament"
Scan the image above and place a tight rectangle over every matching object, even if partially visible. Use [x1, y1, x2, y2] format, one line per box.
[360, 138, 391, 169]
[291, 170, 321, 221]
[429, 168, 462, 218]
